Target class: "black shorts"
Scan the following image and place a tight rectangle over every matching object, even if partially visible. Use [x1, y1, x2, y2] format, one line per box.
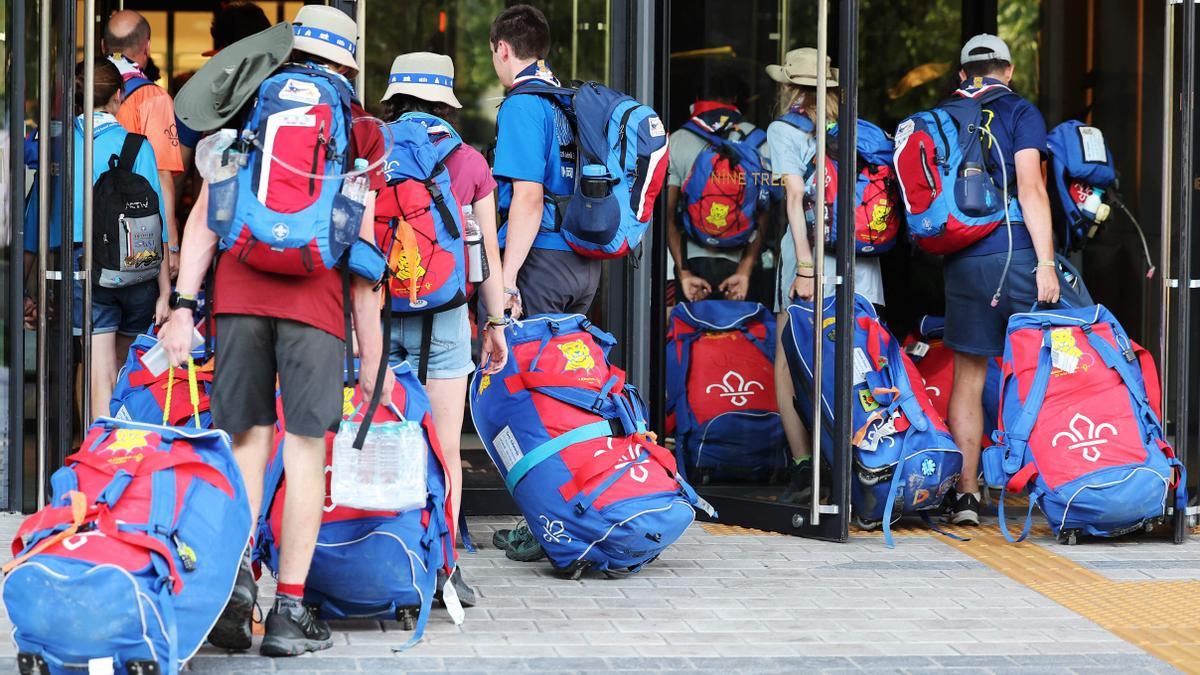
[514, 247, 602, 316]
[211, 315, 344, 438]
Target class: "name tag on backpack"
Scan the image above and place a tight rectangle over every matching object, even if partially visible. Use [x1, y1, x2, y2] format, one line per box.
[493, 426, 524, 471]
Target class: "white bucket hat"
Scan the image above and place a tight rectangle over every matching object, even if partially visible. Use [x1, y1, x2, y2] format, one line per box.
[766, 47, 839, 88]
[380, 52, 462, 109]
[291, 5, 359, 72]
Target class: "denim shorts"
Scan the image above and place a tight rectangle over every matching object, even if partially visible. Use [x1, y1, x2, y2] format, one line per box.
[72, 276, 158, 337]
[944, 246, 1081, 357]
[387, 304, 474, 380]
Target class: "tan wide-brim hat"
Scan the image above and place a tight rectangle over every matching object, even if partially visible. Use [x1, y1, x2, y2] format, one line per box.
[380, 52, 462, 108]
[766, 47, 839, 87]
[292, 5, 359, 72]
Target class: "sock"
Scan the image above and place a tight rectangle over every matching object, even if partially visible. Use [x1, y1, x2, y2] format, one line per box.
[277, 582, 304, 599]
[793, 456, 810, 466]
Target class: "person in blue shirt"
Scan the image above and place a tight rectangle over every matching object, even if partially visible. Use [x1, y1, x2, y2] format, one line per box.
[942, 35, 1078, 525]
[25, 59, 170, 420]
[488, 4, 601, 320]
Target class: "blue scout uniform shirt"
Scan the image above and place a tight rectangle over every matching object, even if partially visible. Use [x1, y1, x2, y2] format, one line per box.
[493, 60, 576, 252]
[24, 112, 167, 251]
[952, 77, 1047, 257]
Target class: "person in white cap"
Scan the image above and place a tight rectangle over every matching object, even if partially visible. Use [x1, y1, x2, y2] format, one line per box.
[161, 5, 389, 658]
[763, 47, 886, 507]
[378, 51, 512, 607]
[941, 34, 1074, 526]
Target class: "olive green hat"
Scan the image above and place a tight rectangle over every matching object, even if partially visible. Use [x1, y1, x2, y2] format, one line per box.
[175, 22, 294, 132]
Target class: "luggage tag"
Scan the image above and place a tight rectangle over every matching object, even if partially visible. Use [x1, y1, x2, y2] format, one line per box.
[88, 657, 115, 675]
[1049, 328, 1081, 374]
[441, 576, 466, 626]
[904, 341, 930, 359]
[852, 347, 872, 386]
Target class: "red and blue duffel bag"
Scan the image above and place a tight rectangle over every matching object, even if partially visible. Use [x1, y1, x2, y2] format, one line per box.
[4, 408, 252, 674]
[470, 314, 713, 577]
[257, 361, 455, 648]
[782, 295, 962, 545]
[666, 300, 787, 481]
[983, 303, 1188, 543]
[902, 315, 1001, 438]
[109, 332, 214, 428]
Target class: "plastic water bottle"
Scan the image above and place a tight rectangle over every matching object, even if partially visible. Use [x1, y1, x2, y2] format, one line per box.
[331, 158, 371, 246]
[463, 205, 488, 283]
[1080, 186, 1111, 223]
[195, 129, 240, 184]
[331, 417, 428, 511]
[342, 158, 371, 203]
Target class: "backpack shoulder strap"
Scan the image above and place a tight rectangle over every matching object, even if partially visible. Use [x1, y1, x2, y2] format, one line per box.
[117, 133, 147, 171]
[777, 111, 815, 134]
[123, 76, 154, 98]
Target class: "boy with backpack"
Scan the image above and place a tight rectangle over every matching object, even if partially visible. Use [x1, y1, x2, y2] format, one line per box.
[161, 9, 390, 656]
[666, 75, 770, 305]
[489, 4, 601, 319]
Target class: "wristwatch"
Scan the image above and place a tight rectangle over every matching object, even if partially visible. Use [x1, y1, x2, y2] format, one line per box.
[169, 291, 199, 312]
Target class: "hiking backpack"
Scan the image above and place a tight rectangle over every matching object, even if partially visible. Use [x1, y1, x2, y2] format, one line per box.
[209, 64, 357, 275]
[893, 84, 1022, 254]
[5, 417, 252, 674]
[93, 132, 164, 288]
[902, 315, 1001, 438]
[983, 303, 1187, 543]
[258, 361, 455, 648]
[470, 314, 712, 577]
[782, 295, 962, 545]
[505, 80, 669, 259]
[109, 333, 215, 428]
[678, 118, 770, 249]
[776, 114, 902, 255]
[666, 301, 787, 481]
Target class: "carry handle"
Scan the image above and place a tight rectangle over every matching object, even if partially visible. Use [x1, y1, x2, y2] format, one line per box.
[163, 358, 202, 429]
[1029, 297, 1075, 312]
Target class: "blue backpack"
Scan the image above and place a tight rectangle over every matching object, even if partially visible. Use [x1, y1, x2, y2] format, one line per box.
[776, 114, 902, 255]
[257, 362, 454, 648]
[110, 333, 214, 428]
[470, 315, 712, 577]
[1046, 120, 1116, 254]
[893, 84, 1022, 254]
[505, 80, 669, 259]
[5, 418, 252, 674]
[983, 303, 1187, 544]
[666, 301, 787, 481]
[211, 64, 357, 276]
[678, 116, 770, 249]
[782, 295, 963, 545]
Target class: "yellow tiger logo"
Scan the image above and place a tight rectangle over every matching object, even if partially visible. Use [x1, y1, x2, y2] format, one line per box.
[558, 340, 596, 372]
[868, 199, 892, 234]
[391, 248, 427, 282]
[705, 202, 732, 230]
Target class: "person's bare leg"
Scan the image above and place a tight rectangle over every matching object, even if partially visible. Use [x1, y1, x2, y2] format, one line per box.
[276, 431, 326, 586]
[231, 425, 274, 524]
[89, 332, 118, 420]
[949, 352, 988, 524]
[775, 313, 811, 460]
[426, 376, 468, 529]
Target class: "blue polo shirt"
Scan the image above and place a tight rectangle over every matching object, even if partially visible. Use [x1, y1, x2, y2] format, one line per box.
[953, 78, 1047, 258]
[493, 61, 576, 252]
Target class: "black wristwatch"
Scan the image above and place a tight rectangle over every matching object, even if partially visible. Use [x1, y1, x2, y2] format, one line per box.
[169, 291, 199, 312]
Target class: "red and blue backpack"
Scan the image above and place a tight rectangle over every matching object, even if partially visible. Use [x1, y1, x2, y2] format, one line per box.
[504, 79, 669, 259]
[109, 333, 215, 428]
[257, 361, 455, 649]
[776, 114, 902, 255]
[782, 295, 962, 545]
[678, 110, 770, 249]
[666, 301, 786, 481]
[5, 417, 252, 674]
[892, 83, 1021, 254]
[470, 314, 712, 577]
[983, 303, 1187, 543]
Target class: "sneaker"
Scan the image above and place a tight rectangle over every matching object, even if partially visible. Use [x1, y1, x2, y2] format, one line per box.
[780, 458, 814, 504]
[435, 566, 476, 608]
[260, 595, 333, 657]
[951, 492, 981, 526]
[207, 552, 256, 651]
[491, 521, 547, 562]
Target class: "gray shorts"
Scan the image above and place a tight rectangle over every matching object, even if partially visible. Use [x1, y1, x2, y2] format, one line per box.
[212, 315, 345, 438]
[515, 247, 602, 316]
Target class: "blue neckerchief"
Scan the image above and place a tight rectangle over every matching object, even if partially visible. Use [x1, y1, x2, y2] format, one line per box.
[510, 60, 560, 90]
[956, 76, 1011, 98]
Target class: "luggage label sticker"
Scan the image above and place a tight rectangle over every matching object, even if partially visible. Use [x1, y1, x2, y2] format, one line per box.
[1077, 126, 1107, 164]
[852, 347, 872, 385]
[278, 79, 322, 106]
[1050, 328, 1083, 374]
[493, 426, 524, 472]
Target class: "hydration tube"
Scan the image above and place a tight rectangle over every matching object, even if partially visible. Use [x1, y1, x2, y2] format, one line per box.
[1109, 192, 1158, 279]
[238, 114, 397, 182]
[978, 125, 1013, 308]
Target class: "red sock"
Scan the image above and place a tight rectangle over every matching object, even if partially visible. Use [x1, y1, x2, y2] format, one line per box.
[277, 582, 304, 599]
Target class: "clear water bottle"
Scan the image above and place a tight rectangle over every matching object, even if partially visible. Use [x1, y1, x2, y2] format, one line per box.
[463, 205, 488, 283]
[1080, 186, 1111, 223]
[331, 158, 371, 246]
[195, 129, 240, 184]
[331, 416, 428, 511]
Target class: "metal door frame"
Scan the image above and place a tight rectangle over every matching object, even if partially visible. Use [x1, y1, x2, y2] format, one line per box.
[7, 0, 28, 511]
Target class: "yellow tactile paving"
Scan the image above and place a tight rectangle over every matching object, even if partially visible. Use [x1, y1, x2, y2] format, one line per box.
[699, 522, 783, 536]
[945, 531, 1200, 674]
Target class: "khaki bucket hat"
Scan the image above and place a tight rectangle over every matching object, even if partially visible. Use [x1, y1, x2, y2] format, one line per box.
[175, 21, 294, 132]
[766, 47, 839, 87]
[380, 52, 462, 108]
[292, 5, 359, 72]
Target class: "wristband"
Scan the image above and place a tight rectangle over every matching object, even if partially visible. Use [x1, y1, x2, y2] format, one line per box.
[486, 315, 508, 326]
[168, 245, 181, 253]
[504, 287, 521, 298]
[797, 261, 815, 269]
[795, 272, 814, 279]
[1036, 260, 1057, 268]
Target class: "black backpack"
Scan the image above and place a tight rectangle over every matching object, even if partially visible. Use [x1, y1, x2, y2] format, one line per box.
[93, 133, 163, 288]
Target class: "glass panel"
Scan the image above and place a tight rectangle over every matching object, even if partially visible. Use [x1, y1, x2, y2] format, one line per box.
[0, 0, 10, 509]
[142, 10, 166, 87]
[172, 11, 210, 90]
[998, 0, 1039, 103]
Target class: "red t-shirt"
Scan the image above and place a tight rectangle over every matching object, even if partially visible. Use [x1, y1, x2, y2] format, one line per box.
[443, 143, 497, 208]
[214, 101, 386, 339]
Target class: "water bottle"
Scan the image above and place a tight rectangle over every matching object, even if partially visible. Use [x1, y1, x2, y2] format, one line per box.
[195, 129, 240, 184]
[332, 416, 428, 511]
[331, 158, 371, 246]
[463, 205, 488, 283]
[1079, 186, 1111, 223]
[581, 163, 612, 198]
[958, 162, 992, 215]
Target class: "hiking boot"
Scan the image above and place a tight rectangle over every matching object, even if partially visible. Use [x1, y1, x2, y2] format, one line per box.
[491, 522, 547, 562]
[207, 552, 256, 651]
[951, 492, 981, 526]
[260, 595, 333, 657]
[781, 458, 814, 504]
[435, 566, 476, 608]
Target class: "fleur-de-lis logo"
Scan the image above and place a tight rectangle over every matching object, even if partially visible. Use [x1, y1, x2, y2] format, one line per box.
[706, 370, 764, 407]
[1052, 413, 1117, 462]
[539, 515, 572, 544]
[593, 438, 650, 483]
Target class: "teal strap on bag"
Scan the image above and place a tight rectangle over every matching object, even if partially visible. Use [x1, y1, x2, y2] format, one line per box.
[504, 420, 617, 493]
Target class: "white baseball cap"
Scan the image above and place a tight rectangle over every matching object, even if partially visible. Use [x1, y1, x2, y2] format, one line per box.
[960, 34, 1012, 65]
[291, 5, 359, 72]
[381, 52, 462, 108]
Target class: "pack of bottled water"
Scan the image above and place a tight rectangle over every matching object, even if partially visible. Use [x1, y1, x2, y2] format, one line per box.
[331, 412, 428, 512]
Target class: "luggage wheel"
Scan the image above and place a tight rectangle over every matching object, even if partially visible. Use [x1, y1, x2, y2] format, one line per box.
[395, 606, 419, 631]
[127, 661, 161, 675]
[555, 559, 592, 581]
[16, 653, 48, 675]
[1059, 530, 1079, 546]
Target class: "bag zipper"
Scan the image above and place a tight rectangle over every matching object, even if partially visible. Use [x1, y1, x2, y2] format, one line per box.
[919, 141, 937, 198]
[617, 105, 637, 168]
[930, 116, 951, 173]
[311, 121, 326, 196]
